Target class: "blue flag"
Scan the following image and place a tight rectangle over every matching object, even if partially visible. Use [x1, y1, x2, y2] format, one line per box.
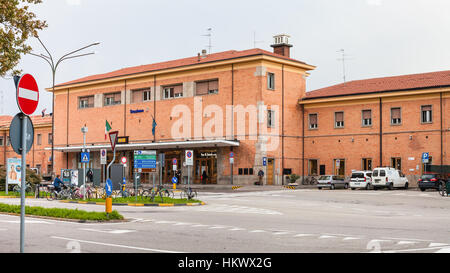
[152, 116, 157, 136]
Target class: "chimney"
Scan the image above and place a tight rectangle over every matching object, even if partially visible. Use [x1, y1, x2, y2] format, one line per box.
[201, 49, 207, 57]
[270, 34, 292, 58]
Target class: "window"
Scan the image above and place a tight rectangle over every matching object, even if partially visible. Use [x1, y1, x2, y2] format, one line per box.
[36, 134, 42, 145]
[196, 79, 219, 95]
[267, 109, 275, 128]
[421, 105, 432, 123]
[0, 136, 3, 146]
[362, 110, 372, 126]
[319, 165, 326, 175]
[335, 112, 344, 128]
[35, 164, 41, 174]
[104, 92, 121, 106]
[163, 85, 183, 99]
[48, 133, 53, 145]
[132, 88, 151, 103]
[391, 157, 402, 171]
[267, 72, 275, 90]
[309, 159, 318, 175]
[391, 107, 401, 125]
[309, 114, 318, 129]
[78, 96, 94, 109]
[362, 158, 372, 171]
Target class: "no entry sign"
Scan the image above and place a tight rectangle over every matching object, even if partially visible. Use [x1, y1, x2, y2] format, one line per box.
[16, 74, 39, 116]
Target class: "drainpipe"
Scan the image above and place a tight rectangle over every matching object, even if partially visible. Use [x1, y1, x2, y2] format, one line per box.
[301, 103, 305, 181]
[379, 97, 383, 167]
[281, 64, 285, 182]
[440, 92, 443, 170]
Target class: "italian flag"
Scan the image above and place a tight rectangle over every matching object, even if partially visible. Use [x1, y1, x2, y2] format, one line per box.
[105, 120, 112, 140]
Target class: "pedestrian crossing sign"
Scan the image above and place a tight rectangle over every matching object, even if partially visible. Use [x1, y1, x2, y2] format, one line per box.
[81, 152, 90, 163]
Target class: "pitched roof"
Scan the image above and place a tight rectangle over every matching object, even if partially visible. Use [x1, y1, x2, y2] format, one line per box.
[0, 115, 52, 129]
[54, 48, 313, 88]
[304, 70, 450, 100]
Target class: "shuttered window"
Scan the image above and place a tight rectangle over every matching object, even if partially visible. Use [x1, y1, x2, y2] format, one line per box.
[335, 112, 344, 128]
[104, 92, 121, 106]
[362, 110, 372, 126]
[309, 114, 318, 129]
[78, 96, 94, 109]
[196, 79, 219, 95]
[132, 88, 151, 103]
[163, 84, 183, 99]
[391, 108, 401, 124]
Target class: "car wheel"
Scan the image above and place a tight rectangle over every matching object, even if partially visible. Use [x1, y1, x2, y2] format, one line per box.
[388, 183, 393, 190]
[365, 183, 370, 190]
[373, 186, 378, 191]
[404, 182, 409, 190]
[330, 184, 335, 190]
[318, 187, 322, 190]
[344, 183, 349, 189]
[420, 188, 426, 192]
[351, 188, 356, 190]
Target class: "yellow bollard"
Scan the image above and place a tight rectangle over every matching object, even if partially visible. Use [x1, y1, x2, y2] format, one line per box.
[173, 183, 176, 190]
[105, 197, 112, 214]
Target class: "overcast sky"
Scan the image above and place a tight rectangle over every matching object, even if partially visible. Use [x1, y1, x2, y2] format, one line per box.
[1, 0, 449, 116]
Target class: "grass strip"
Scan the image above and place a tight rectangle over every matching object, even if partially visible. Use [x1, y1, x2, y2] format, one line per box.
[0, 203, 123, 221]
[0, 191, 35, 197]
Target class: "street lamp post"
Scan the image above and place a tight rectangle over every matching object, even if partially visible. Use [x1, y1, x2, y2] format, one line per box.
[81, 126, 88, 200]
[28, 37, 99, 177]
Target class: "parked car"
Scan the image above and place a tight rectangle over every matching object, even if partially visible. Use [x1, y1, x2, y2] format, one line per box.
[372, 167, 408, 190]
[418, 173, 448, 191]
[317, 175, 348, 190]
[350, 171, 373, 190]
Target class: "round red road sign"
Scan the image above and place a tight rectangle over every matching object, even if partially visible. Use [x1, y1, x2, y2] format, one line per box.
[16, 74, 39, 116]
[121, 156, 127, 164]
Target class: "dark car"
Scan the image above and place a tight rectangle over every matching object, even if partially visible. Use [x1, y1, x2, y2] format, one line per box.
[418, 174, 448, 191]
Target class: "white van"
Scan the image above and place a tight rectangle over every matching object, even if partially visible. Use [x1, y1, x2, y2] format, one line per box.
[350, 171, 372, 190]
[371, 167, 408, 190]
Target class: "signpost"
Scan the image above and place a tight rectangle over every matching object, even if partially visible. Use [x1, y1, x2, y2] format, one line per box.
[230, 151, 234, 185]
[14, 73, 39, 253]
[185, 150, 193, 186]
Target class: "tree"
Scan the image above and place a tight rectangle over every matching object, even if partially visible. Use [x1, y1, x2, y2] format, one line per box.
[0, 0, 47, 77]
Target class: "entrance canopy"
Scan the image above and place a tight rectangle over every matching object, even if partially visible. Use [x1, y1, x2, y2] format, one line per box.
[48, 139, 240, 153]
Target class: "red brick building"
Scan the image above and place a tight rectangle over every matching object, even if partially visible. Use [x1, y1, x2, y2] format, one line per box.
[300, 70, 450, 186]
[0, 115, 53, 175]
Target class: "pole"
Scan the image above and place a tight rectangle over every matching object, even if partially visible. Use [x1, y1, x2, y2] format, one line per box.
[83, 131, 86, 200]
[107, 147, 116, 180]
[20, 114, 27, 253]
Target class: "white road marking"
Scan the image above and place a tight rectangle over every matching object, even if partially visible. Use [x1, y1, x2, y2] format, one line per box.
[429, 243, 450, 247]
[51, 236, 182, 253]
[319, 235, 337, 239]
[434, 248, 450, 253]
[273, 232, 290, 235]
[0, 220, 53, 224]
[229, 227, 246, 231]
[294, 234, 314, 237]
[250, 230, 266, 233]
[397, 241, 416, 245]
[343, 237, 360, 241]
[80, 228, 136, 234]
[209, 226, 226, 229]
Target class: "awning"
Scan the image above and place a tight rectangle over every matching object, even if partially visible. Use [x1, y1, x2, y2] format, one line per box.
[47, 139, 240, 153]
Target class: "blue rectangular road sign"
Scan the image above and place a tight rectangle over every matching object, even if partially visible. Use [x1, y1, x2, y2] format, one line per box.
[422, 152, 429, 163]
[263, 157, 267, 166]
[134, 150, 157, 169]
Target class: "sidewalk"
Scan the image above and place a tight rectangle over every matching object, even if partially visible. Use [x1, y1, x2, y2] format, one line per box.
[175, 183, 317, 192]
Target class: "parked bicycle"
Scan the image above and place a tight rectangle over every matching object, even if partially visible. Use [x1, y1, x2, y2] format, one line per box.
[142, 184, 174, 202]
[180, 186, 197, 200]
[13, 182, 34, 194]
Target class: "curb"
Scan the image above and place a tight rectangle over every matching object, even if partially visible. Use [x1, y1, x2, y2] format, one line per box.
[232, 186, 243, 190]
[59, 200, 206, 207]
[0, 212, 128, 223]
[282, 186, 297, 190]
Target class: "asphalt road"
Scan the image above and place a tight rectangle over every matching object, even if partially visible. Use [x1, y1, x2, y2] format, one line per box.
[1, 187, 450, 253]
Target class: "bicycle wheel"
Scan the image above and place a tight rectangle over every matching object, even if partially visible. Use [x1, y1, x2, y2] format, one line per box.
[47, 191, 56, 201]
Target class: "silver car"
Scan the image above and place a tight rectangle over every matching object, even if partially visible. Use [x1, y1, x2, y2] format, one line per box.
[317, 175, 348, 190]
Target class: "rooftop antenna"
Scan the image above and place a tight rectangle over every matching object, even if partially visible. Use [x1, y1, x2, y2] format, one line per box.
[202, 28, 213, 54]
[253, 31, 264, 48]
[337, 49, 354, 83]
